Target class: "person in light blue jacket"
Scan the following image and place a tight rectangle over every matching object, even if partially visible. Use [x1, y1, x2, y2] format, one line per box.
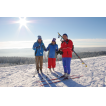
[46, 38, 58, 71]
[33, 36, 46, 73]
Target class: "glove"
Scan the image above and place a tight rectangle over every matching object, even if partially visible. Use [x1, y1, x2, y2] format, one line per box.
[56, 50, 63, 55]
[36, 46, 40, 49]
[56, 50, 60, 55]
[60, 51, 63, 55]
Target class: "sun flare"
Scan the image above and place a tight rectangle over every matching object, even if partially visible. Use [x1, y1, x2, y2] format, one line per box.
[18, 17, 27, 27]
[15, 17, 34, 35]
[19, 19, 26, 26]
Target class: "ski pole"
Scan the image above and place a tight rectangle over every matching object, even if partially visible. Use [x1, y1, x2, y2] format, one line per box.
[57, 55, 60, 70]
[73, 50, 87, 67]
[58, 32, 67, 43]
[58, 32, 87, 67]
[44, 52, 48, 78]
[44, 52, 48, 75]
[33, 56, 39, 77]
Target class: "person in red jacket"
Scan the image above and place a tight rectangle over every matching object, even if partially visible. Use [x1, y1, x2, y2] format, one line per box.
[59, 33, 73, 79]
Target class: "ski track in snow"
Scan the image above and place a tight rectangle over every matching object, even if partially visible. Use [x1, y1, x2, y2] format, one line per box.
[0, 56, 106, 87]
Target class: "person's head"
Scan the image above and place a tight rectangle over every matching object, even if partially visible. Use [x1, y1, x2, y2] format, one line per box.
[52, 38, 56, 45]
[38, 36, 42, 43]
[63, 33, 68, 40]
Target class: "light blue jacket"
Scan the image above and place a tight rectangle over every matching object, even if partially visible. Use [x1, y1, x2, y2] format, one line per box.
[33, 40, 46, 56]
[46, 43, 58, 58]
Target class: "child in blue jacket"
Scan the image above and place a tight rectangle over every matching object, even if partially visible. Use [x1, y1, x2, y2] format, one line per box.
[46, 38, 58, 71]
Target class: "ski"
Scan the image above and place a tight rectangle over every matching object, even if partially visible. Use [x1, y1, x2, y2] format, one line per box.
[63, 75, 83, 80]
[52, 70, 59, 77]
[36, 75, 77, 83]
[38, 69, 59, 80]
[39, 75, 83, 87]
[41, 72, 48, 79]
[38, 73, 44, 80]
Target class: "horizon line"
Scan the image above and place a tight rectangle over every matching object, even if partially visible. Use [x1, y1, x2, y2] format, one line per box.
[0, 46, 106, 49]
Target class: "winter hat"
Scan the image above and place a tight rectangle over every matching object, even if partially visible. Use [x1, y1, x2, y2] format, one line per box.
[63, 33, 68, 37]
[38, 35, 42, 39]
[52, 38, 56, 42]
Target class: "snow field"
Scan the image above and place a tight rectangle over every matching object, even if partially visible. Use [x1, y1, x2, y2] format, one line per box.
[0, 56, 106, 87]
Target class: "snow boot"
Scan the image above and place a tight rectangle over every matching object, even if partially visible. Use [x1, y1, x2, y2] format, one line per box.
[40, 70, 42, 73]
[37, 70, 39, 74]
[64, 74, 70, 79]
[49, 68, 52, 72]
[60, 73, 67, 78]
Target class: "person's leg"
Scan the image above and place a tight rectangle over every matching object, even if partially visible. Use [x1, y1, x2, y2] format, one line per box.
[62, 58, 67, 74]
[51, 58, 53, 68]
[40, 56, 43, 72]
[35, 56, 40, 72]
[66, 58, 71, 75]
[38, 56, 40, 70]
[52, 58, 56, 68]
[48, 58, 52, 69]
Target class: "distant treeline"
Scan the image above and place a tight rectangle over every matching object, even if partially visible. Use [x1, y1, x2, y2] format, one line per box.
[72, 51, 106, 59]
[0, 57, 35, 67]
[57, 51, 106, 61]
[0, 51, 106, 67]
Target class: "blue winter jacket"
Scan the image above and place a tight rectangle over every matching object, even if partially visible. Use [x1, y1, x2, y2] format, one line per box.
[33, 40, 46, 56]
[46, 43, 58, 58]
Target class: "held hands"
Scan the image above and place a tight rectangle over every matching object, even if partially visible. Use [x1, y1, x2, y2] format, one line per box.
[56, 49, 63, 55]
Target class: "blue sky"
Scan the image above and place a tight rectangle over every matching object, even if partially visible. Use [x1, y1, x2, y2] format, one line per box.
[0, 17, 106, 49]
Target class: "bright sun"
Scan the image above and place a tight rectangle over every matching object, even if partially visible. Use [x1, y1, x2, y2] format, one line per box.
[18, 17, 27, 27]
[16, 17, 33, 34]
[15, 17, 29, 29]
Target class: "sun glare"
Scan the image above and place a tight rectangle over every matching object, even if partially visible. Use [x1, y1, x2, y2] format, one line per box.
[19, 19, 26, 26]
[18, 17, 27, 27]
[15, 17, 34, 36]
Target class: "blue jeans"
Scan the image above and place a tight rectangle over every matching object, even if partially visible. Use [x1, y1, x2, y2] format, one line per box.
[62, 57, 71, 74]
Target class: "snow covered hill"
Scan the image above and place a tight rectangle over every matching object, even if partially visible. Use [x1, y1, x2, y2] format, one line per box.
[0, 56, 106, 87]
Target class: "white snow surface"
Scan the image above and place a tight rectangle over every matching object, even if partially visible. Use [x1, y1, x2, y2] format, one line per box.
[0, 56, 106, 87]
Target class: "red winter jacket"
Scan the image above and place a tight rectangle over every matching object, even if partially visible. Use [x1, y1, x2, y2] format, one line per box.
[60, 39, 73, 58]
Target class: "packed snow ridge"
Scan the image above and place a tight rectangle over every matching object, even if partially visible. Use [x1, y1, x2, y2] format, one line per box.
[0, 56, 106, 87]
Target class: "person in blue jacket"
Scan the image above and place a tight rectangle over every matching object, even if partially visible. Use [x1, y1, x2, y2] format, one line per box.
[33, 36, 46, 73]
[46, 38, 58, 71]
